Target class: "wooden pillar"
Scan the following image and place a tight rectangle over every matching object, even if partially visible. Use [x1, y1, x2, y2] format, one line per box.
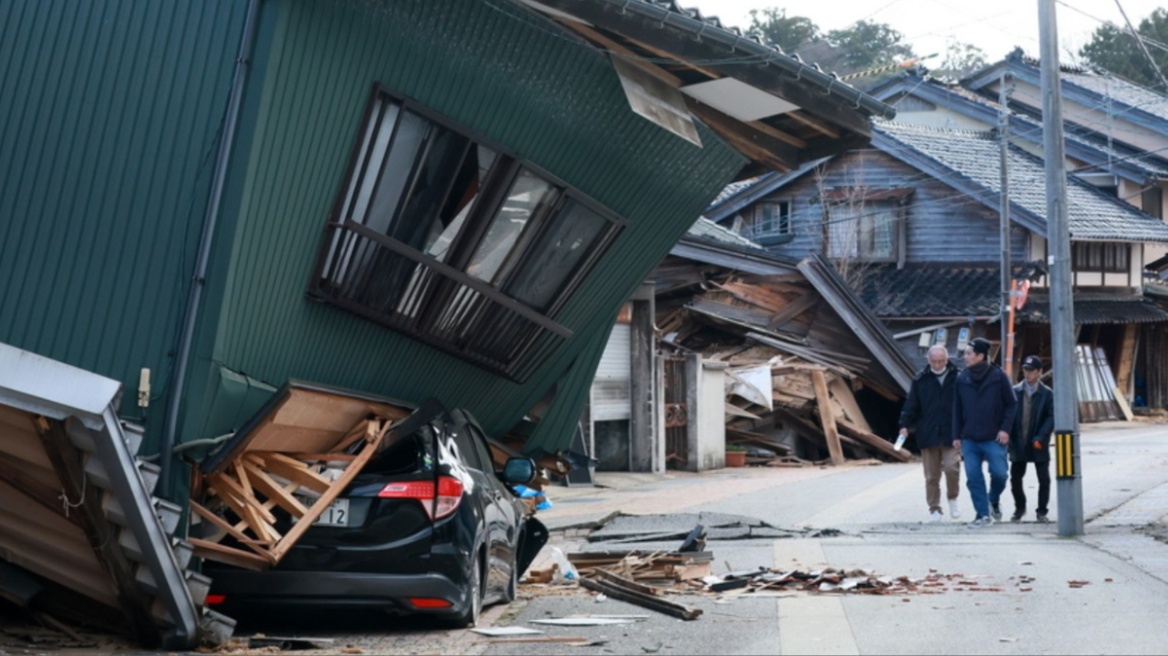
[1115, 324, 1138, 398]
[811, 369, 845, 466]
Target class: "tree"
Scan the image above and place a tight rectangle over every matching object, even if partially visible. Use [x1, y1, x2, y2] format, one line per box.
[746, 8, 819, 52]
[825, 20, 916, 71]
[1080, 8, 1168, 91]
[932, 40, 989, 80]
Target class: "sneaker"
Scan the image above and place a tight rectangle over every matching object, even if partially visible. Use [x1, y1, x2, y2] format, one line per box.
[991, 504, 1002, 521]
[969, 515, 994, 528]
[1010, 512, 1024, 523]
[929, 510, 943, 523]
[948, 499, 961, 519]
[1036, 513, 1050, 524]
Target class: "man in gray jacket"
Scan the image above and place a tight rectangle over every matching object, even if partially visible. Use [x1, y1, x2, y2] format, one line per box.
[898, 345, 961, 522]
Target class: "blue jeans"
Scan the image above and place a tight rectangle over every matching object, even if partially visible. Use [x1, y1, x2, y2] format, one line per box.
[962, 439, 1008, 518]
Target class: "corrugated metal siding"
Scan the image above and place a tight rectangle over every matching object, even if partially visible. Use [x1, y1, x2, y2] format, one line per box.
[592, 324, 631, 421]
[190, 0, 744, 450]
[0, 0, 248, 430]
[749, 149, 1027, 264]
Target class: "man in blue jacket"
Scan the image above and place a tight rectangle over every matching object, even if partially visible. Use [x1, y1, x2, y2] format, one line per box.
[953, 337, 1017, 527]
[898, 344, 961, 522]
[1009, 355, 1054, 523]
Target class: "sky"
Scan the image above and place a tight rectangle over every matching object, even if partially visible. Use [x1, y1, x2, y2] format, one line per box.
[684, 0, 1167, 66]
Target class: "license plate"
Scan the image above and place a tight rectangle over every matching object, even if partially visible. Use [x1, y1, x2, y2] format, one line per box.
[310, 498, 350, 527]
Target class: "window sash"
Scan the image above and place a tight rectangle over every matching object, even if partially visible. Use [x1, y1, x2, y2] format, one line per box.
[826, 202, 897, 261]
[312, 87, 621, 378]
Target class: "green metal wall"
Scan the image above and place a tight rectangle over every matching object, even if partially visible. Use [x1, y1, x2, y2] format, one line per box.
[0, 1, 248, 429]
[185, 0, 746, 453]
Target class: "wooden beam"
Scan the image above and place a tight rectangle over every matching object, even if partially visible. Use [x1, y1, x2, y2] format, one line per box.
[836, 418, 912, 463]
[188, 538, 272, 572]
[240, 460, 310, 519]
[0, 455, 86, 529]
[266, 425, 388, 562]
[1115, 324, 1138, 398]
[827, 377, 871, 433]
[766, 292, 819, 331]
[247, 452, 332, 494]
[810, 370, 845, 465]
[527, 0, 875, 136]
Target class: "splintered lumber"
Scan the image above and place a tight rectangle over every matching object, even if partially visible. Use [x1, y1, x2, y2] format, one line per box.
[810, 370, 845, 466]
[836, 418, 912, 463]
[579, 576, 703, 621]
[827, 377, 871, 433]
[192, 417, 392, 569]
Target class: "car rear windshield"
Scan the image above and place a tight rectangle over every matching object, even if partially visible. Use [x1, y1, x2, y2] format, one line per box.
[363, 424, 436, 475]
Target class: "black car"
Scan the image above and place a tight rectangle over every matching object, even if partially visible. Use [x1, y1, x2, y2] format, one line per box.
[202, 399, 548, 627]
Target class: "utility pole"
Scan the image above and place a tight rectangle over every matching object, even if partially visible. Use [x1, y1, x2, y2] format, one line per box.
[1039, 0, 1084, 536]
[999, 73, 1013, 376]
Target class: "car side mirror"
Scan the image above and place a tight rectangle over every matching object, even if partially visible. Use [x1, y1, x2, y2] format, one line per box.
[501, 457, 536, 484]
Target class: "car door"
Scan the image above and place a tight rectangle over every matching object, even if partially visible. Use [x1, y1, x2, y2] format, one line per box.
[464, 420, 517, 598]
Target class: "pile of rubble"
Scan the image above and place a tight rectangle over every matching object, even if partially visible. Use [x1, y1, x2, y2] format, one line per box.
[659, 274, 912, 465]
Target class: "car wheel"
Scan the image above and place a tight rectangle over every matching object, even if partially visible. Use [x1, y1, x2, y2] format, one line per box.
[503, 544, 519, 603]
[445, 555, 483, 628]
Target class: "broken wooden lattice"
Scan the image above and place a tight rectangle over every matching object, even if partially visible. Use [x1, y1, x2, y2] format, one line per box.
[187, 383, 413, 571]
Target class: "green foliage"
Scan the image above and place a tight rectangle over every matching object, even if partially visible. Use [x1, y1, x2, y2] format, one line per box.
[747, 7, 819, 51]
[1079, 8, 1168, 91]
[932, 40, 989, 80]
[726, 443, 748, 452]
[825, 20, 916, 70]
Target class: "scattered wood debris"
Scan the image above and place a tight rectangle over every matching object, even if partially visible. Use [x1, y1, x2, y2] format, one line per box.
[660, 273, 912, 467]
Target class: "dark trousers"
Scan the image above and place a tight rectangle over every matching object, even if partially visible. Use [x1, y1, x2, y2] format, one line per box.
[1009, 460, 1051, 516]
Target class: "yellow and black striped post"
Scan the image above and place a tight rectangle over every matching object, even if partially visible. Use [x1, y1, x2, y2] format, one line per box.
[1055, 430, 1076, 478]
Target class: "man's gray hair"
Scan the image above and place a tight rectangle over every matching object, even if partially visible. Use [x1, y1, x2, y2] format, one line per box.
[927, 344, 950, 359]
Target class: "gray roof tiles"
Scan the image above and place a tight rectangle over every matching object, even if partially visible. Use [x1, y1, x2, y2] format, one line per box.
[874, 121, 1168, 243]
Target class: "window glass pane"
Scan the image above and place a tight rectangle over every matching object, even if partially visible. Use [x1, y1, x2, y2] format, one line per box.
[423, 145, 498, 262]
[507, 200, 609, 310]
[867, 206, 895, 258]
[384, 116, 474, 259]
[466, 169, 554, 284]
[342, 100, 402, 230]
[827, 205, 858, 258]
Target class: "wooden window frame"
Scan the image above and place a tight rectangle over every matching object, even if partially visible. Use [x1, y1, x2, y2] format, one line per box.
[1072, 242, 1129, 274]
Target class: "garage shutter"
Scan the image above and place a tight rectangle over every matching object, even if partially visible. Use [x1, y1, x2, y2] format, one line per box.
[591, 324, 631, 421]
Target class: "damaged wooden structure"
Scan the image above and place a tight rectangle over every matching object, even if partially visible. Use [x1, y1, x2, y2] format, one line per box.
[654, 232, 916, 466]
[188, 382, 413, 571]
[0, 344, 232, 650]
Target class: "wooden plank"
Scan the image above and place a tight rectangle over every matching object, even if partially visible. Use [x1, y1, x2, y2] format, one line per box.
[810, 370, 845, 466]
[836, 418, 913, 463]
[188, 538, 273, 572]
[765, 292, 820, 331]
[828, 377, 871, 432]
[1113, 386, 1135, 422]
[241, 460, 310, 519]
[206, 474, 280, 544]
[266, 422, 389, 562]
[248, 452, 332, 494]
[579, 577, 702, 621]
[1115, 324, 1138, 397]
[189, 500, 273, 557]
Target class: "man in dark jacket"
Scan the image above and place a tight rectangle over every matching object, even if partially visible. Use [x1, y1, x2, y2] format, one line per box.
[1009, 355, 1054, 523]
[953, 337, 1017, 527]
[898, 344, 961, 522]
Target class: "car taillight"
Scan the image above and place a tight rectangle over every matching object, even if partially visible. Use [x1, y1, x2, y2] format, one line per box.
[378, 476, 464, 520]
[407, 597, 453, 608]
[205, 594, 226, 606]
